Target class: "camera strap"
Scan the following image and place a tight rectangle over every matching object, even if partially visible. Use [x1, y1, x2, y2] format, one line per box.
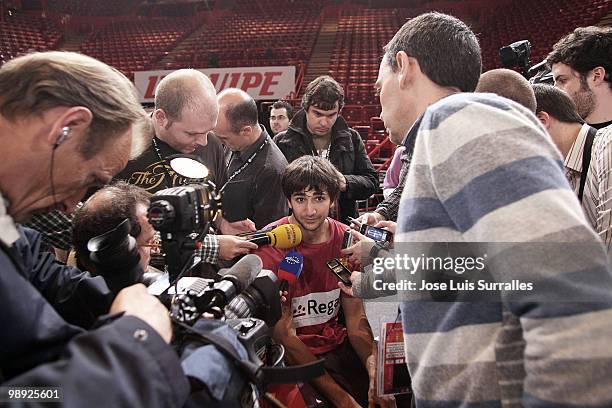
[173, 319, 325, 387]
[578, 126, 597, 202]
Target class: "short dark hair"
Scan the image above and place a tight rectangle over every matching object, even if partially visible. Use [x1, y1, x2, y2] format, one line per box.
[72, 182, 151, 270]
[301, 76, 345, 111]
[282, 156, 341, 202]
[548, 26, 612, 88]
[476, 68, 537, 113]
[384, 12, 481, 92]
[533, 84, 584, 124]
[271, 100, 294, 119]
[225, 96, 258, 133]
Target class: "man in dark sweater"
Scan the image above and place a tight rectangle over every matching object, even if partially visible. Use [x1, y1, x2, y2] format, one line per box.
[214, 88, 288, 229]
[0, 51, 189, 407]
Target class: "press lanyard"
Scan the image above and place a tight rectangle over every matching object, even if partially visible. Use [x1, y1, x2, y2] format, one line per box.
[151, 137, 175, 189]
[219, 137, 269, 194]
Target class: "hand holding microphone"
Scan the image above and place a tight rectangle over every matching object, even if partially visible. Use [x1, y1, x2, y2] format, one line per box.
[219, 224, 302, 260]
[218, 235, 258, 260]
[249, 224, 302, 249]
[278, 250, 304, 292]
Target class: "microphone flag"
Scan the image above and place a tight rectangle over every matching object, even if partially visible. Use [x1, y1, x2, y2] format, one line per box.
[278, 250, 303, 284]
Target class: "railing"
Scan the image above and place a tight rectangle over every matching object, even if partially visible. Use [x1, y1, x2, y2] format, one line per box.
[289, 62, 305, 99]
[366, 136, 392, 161]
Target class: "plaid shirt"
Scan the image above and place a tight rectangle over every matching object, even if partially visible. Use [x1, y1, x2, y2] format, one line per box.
[25, 209, 78, 250]
[26, 207, 221, 265]
[196, 234, 220, 264]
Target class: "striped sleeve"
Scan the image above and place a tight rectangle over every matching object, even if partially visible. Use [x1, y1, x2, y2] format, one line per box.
[420, 97, 612, 406]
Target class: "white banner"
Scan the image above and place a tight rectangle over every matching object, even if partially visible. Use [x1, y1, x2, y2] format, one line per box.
[291, 289, 341, 329]
[134, 66, 296, 103]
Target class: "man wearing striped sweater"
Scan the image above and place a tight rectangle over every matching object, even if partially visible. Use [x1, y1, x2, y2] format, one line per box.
[375, 12, 612, 407]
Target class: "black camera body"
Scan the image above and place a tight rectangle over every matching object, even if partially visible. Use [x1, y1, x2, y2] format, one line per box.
[148, 182, 221, 281]
[226, 318, 270, 364]
[499, 39, 553, 84]
[500, 39, 531, 71]
[148, 184, 219, 233]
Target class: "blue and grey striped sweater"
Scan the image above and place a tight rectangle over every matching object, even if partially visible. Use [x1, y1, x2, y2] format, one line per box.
[396, 93, 612, 407]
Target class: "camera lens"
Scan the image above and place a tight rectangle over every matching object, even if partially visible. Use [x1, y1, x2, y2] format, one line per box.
[148, 200, 175, 228]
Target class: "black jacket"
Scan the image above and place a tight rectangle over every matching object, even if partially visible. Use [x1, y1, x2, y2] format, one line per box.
[222, 128, 288, 229]
[0, 226, 189, 407]
[274, 109, 379, 223]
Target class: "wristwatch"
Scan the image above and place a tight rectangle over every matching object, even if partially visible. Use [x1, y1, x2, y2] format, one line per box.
[369, 240, 391, 259]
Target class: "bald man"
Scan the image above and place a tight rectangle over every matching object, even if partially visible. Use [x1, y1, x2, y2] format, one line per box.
[214, 88, 288, 229]
[476, 68, 537, 113]
[115, 71, 257, 265]
[115, 69, 226, 190]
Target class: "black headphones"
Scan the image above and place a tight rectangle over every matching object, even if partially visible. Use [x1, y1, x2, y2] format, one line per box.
[53, 126, 70, 149]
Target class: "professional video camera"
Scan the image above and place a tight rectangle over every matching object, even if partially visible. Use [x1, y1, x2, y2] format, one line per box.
[86, 158, 323, 407]
[499, 39, 553, 84]
[500, 40, 532, 72]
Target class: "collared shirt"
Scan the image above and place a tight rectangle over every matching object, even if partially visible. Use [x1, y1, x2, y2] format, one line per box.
[582, 125, 612, 253]
[563, 123, 592, 195]
[226, 129, 268, 175]
[25, 209, 77, 250]
[0, 192, 19, 246]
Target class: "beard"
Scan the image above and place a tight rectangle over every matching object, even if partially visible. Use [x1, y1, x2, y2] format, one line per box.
[573, 77, 596, 120]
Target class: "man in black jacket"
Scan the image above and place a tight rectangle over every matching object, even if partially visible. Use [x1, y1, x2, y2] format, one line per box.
[274, 76, 379, 224]
[0, 52, 189, 406]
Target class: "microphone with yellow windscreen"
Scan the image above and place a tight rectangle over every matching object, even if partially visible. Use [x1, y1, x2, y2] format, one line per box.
[249, 224, 302, 249]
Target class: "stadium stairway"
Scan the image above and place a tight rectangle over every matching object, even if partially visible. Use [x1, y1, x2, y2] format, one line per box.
[600, 10, 612, 26]
[59, 33, 88, 52]
[154, 22, 210, 69]
[300, 14, 338, 97]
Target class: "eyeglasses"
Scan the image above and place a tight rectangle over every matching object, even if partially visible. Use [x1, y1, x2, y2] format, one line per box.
[139, 242, 161, 249]
[139, 233, 161, 249]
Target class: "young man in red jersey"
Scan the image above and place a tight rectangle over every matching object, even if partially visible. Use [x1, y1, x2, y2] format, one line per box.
[255, 156, 388, 408]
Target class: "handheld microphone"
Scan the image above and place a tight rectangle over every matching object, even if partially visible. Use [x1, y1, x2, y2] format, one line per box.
[249, 224, 302, 249]
[278, 250, 304, 291]
[217, 253, 262, 294]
